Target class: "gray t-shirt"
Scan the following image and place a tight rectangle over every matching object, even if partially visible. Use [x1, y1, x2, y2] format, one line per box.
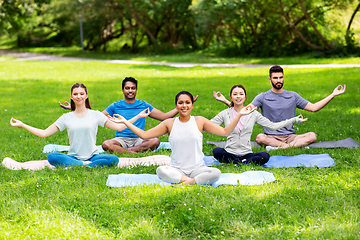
[251, 90, 309, 135]
[55, 109, 108, 160]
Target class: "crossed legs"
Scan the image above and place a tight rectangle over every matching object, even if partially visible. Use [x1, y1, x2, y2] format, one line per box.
[102, 138, 160, 153]
[156, 165, 221, 185]
[256, 132, 317, 149]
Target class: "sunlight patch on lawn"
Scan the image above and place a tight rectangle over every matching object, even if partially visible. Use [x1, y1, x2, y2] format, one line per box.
[0, 208, 114, 239]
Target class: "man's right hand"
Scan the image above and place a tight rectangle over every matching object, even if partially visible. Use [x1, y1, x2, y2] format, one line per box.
[59, 101, 71, 110]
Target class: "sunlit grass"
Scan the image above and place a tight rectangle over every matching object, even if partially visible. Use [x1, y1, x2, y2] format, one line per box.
[0, 60, 359, 238]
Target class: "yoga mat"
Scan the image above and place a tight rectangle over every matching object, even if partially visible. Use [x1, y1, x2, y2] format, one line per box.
[106, 171, 276, 188]
[263, 154, 335, 168]
[307, 137, 359, 149]
[204, 154, 335, 168]
[153, 142, 172, 151]
[43, 142, 172, 153]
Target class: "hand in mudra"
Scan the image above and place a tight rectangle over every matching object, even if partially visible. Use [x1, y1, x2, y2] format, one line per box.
[137, 108, 151, 118]
[296, 114, 308, 122]
[10, 118, 23, 127]
[59, 101, 71, 110]
[240, 104, 257, 115]
[108, 114, 126, 124]
[213, 91, 227, 102]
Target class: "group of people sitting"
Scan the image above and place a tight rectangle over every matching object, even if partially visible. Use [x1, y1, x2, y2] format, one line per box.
[3, 65, 346, 186]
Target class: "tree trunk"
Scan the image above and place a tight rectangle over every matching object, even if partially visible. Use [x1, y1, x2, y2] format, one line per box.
[298, 0, 334, 50]
[279, 0, 325, 51]
[346, 3, 360, 38]
[125, 1, 163, 51]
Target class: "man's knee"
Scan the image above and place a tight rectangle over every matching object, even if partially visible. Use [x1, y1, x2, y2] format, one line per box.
[147, 138, 160, 149]
[101, 140, 111, 151]
[256, 133, 267, 145]
[102, 140, 123, 152]
[306, 132, 317, 144]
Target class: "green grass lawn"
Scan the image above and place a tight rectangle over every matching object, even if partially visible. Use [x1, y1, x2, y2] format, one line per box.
[0, 58, 359, 239]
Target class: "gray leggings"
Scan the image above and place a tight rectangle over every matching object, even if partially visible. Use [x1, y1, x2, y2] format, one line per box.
[156, 165, 221, 185]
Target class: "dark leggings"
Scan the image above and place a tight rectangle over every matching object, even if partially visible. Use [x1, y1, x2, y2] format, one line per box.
[213, 148, 270, 166]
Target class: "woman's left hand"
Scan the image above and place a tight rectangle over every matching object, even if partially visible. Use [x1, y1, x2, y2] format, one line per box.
[138, 108, 151, 118]
[108, 114, 126, 124]
[240, 104, 257, 115]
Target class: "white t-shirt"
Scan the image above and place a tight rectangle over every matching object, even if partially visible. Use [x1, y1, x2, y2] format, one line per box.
[54, 109, 107, 160]
[169, 116, 205, 174]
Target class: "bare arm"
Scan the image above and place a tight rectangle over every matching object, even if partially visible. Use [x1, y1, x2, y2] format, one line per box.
[202, 105, 257, 136]
[105, 108, 150, 131]
[149, 95, 198, 121]
[102, 110, 110, 116]
[109, 116, 171, 139]
[257, 113, 307, 131]
[303, 85, 346, 112]
[10, 118, 59, 138]
[149, 108, 178, 121]
[213, 91, 231, 107]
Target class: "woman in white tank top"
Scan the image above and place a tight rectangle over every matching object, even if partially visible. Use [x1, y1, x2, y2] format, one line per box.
[111, 91, 256, 185]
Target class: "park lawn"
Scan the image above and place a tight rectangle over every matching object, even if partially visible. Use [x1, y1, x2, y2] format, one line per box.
[6, 46, 360, 65]
[0, 59, 359, 239]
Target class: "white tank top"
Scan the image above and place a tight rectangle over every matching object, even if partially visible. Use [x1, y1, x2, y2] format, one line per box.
[169, 116, 205, 174]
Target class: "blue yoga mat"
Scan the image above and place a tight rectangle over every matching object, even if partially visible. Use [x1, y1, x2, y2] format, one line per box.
[106, 171, 276, 188]
[263, 154, 335, 168]
[203, 154, 335, 168]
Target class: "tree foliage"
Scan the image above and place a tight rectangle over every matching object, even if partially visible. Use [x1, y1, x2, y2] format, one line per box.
[1, 0, 359, 56]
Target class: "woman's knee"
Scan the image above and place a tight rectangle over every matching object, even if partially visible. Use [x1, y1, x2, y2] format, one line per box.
[156, 166, 181, 183]
[47, 152, 61, 166]
[195, 167, 221, 185]
[109, 155, 119, 165]
[212, 148, 223, 159]
[212, 148, 233, 163]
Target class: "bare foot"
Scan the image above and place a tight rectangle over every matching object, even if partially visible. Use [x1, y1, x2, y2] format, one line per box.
[182, 178, 196, 185]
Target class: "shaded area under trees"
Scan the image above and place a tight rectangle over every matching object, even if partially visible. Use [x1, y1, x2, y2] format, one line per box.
[1, 0, 359, 56]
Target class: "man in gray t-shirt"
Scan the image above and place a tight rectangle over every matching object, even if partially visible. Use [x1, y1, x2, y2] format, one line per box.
[213, 65, 346, 149]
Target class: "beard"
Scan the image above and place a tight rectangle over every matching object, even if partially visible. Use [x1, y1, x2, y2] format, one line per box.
[272, 81, 283, 90]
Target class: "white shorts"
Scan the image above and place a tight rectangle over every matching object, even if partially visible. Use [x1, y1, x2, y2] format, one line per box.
[112, 137, 144, 149]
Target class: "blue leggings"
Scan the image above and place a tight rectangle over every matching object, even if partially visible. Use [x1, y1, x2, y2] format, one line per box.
[213, 148, 269, 166]
[47, 152, 119, 168]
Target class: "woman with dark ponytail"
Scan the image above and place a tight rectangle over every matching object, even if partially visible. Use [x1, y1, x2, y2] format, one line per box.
[6, 83, 149, 169]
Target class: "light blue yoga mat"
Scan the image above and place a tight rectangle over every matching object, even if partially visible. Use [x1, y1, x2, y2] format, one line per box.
[106, 171, 276, 188]
[263, 154, 335, 168]
[43, 142, 172, 153]
[203, 154, 335, 168]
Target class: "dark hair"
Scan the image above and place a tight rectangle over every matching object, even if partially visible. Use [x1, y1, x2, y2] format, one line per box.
[269, 65, 283, 77]
[122, 77, 138, 89]
[175, 91, 194, 104]
[70, 83, 91, 111]
[229, 85, 247, 107]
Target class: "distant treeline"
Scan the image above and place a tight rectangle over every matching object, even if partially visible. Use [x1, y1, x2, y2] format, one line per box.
[1, 0, 360, 56]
